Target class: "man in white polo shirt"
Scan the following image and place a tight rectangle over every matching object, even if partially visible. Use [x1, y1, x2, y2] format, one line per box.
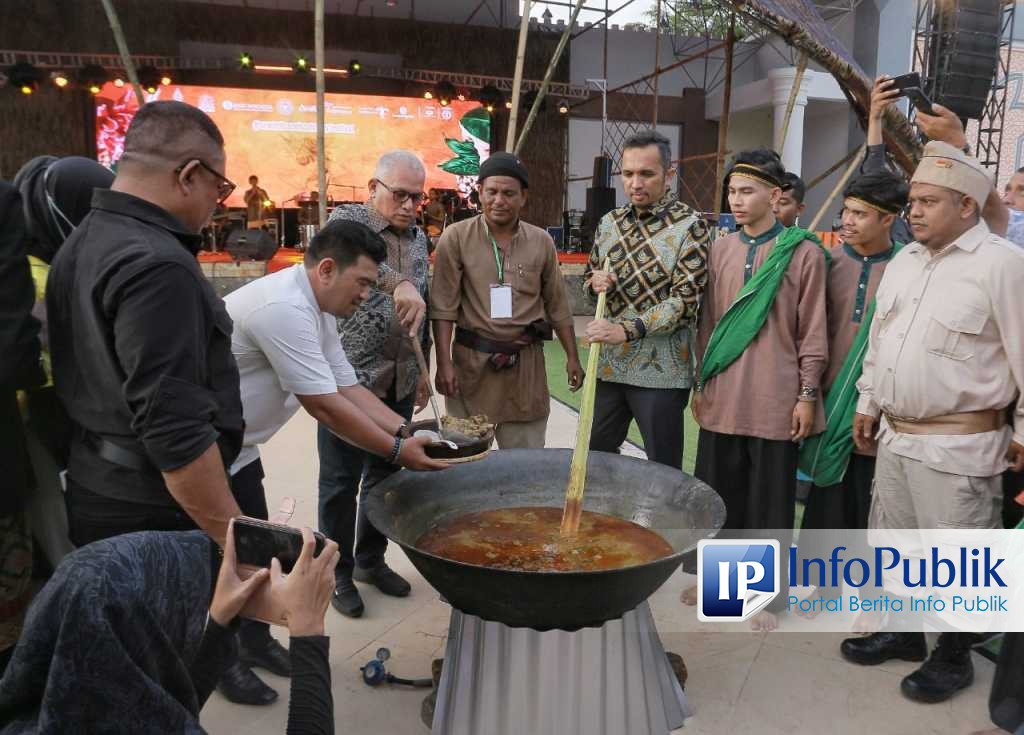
[221, 218, 445, 704]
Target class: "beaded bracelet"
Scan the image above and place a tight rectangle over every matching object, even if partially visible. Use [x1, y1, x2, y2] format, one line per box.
[386, 436, 403, 465]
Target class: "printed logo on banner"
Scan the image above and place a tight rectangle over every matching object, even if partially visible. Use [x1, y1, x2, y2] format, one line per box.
[277, 99, 294, 115]
[198, 95, 215, 113]
[441, 107, 454, 121]
[697, 539, 780, 621]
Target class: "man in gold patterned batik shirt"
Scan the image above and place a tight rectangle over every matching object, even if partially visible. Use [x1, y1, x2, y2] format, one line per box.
[584, 129, 709, 469]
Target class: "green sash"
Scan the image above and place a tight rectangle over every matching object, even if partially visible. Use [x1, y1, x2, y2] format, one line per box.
[798, 242, 903, 486]
[698, 226, 825, 391]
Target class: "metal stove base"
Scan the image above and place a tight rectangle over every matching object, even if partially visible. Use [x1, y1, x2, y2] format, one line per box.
[432, 601, 689, 735]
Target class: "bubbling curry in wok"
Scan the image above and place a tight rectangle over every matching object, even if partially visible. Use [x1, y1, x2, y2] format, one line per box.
[416, 506, 673, 572]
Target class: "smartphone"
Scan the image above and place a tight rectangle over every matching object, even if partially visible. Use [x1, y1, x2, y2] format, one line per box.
[233, 516, 326, 573]
[888, 72, 934, 113]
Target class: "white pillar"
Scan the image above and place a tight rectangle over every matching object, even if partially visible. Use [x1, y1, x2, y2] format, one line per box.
[769, 67, 812, 175]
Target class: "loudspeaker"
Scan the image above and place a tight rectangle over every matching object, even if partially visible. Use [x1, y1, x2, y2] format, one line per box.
[592, 155, 613, 188]
[226, 228, 278, 261]
[584, 186, 617, 240]
[925, 0, 1002, 121]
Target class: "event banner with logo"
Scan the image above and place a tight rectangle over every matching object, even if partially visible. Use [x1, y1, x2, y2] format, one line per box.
[667, 528, 1024, 634]
[94, 82, 490, 209]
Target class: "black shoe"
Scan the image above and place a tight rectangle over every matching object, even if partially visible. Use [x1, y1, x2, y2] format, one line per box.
[900, 633, 975, 704]
[217, 660, 278, 705]
[239, 637, 291, 677]
[840, 632, 928, 666]
[331, 578, 365, 617]
[665, 651, 688, 690]
[354, 564, 412, 597]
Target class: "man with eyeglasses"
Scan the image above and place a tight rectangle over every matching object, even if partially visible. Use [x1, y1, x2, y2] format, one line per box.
[318, 150, 433, 618]
[45, 102, 282, 704]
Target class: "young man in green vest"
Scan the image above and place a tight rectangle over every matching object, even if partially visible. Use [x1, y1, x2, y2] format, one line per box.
[686, 149, 829, 631]
[796, 170, 909, 613]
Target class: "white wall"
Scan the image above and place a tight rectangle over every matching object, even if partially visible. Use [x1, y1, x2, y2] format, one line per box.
[566, 118, 682, 212]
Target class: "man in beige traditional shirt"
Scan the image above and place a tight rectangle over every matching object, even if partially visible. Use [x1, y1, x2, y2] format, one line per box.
[431, 153, 583, 447]
[842, 141, 1024, 705]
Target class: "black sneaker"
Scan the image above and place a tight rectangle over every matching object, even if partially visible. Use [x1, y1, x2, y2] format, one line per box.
[331, 578, 365, 618]
[900, 633, 975, 704]
[354, 564, 412, 597]
[840, 632, 928, 666]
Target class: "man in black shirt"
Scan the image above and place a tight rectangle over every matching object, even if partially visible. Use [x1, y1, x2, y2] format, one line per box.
[46, 101, 282, 705]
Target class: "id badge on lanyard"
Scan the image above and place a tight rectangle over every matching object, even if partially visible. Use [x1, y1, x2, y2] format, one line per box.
[489, 233, 513, 319]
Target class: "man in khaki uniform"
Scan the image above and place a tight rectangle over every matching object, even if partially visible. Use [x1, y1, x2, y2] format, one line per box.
[842, 141, 1024, 704]
[431, 153, 583, 447]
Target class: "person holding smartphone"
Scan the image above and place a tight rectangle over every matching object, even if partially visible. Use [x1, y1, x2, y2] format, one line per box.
[0, 521, 338, 734]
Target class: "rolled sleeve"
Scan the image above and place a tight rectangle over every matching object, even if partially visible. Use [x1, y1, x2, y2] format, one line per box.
[112, 263, 221, 471]
[245, 304, 340, 396]
[429, 230, 463, 322]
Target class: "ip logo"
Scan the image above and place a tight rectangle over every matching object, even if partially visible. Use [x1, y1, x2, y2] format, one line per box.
[697, 539, 779, 621]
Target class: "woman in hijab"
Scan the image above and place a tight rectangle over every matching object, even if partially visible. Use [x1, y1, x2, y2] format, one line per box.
[11, 156, 115, 570]
[0, 521, 337, 734]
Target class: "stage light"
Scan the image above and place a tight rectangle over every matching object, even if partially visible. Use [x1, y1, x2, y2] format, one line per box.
[348, 58, 361, 76]
[113, 76, 125, 87]
[386, 0, 397, 6]
[137, 65, 162, 94]
[478, 84, 502, 114]
[423, 89, 434, 100]
[8, 62, 43, 96]
[435, 81, 455, 107]
[505, 100, 512, 109]
[558, 99, 570, 114]
[456, 89, 467, 102]
[52, 71, 70, 88]
[239, 52, 254, 70]
[78, 64, 109, 96]
[160, 74, 172, 87]
[293, 56, 309, 74]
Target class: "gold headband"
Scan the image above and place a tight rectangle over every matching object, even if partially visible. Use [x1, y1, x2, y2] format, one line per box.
[845, 195, 901, 216]
[730, 163, 782, 189]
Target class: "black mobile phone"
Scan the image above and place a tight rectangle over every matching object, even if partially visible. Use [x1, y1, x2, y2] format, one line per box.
[233, 517, 326, 573]
[888, 72, 934, 113]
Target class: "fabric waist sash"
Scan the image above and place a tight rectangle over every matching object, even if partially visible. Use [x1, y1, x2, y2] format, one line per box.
[883, 408, 1006, 436]
[455, 323, 549, 354]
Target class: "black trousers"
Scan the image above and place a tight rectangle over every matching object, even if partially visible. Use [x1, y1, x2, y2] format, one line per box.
[802, 453, 875, 531]
[990, 632, 1024, 732]
[66, 458, 271, 650]
[693, 429, 797, 611]
[317, 385, 413, 581]
[589, 380, 689, 469]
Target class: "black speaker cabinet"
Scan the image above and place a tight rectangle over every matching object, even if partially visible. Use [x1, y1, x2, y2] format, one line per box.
[225, 228, 278, 261]
[592, 155, 614, 188]
[584, 186, 617, 241]
[925, 0, 1002, 121]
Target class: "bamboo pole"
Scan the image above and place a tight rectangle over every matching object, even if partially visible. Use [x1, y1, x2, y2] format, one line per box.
[505, 1, 533, 150]
[514, 0, 586, 155]
[315, 0, 327, 226]
[98, 0, 146, 104]
[713, 12, 736, 219]
[775, 52, 808, 153]
[652, 0, 661, 126]
[808, 145, 865, 231]
[561, 256, 611, 538]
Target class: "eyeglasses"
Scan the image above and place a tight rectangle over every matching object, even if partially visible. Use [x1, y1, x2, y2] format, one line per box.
[375, 179, 425, 205]
[176, 159, 237, 204]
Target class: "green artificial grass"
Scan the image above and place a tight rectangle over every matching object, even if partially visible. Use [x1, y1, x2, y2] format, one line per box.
[543, 339, 699, 474]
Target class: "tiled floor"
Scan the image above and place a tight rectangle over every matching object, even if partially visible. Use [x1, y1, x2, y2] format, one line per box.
[200, 396, 999, 735]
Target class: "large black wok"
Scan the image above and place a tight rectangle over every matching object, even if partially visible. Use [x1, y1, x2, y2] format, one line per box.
[365, 449, 725, 631]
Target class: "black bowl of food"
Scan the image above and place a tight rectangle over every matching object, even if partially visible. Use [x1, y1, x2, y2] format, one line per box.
[410, 415, 495, 463]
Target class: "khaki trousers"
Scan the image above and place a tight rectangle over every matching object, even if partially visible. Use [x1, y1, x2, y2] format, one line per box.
[445, 395, 548, 449]
[870, 443, 1003, 531]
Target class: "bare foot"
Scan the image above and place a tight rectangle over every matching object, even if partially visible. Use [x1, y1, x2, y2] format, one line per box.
[750, 610, 778, 632]
[852, 609, 882, 635]
[794, 587, 827, 619]
[680, 585, 698, 606]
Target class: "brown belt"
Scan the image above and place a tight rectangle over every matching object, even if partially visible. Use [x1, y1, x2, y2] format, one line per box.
[883, 409, 1006, 435]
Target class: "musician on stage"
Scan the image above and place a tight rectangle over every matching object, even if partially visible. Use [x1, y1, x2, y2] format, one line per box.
[243, 175, 269, 225]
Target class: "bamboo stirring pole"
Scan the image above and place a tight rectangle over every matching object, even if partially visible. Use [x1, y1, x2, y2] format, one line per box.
[560, 257, 611, 537]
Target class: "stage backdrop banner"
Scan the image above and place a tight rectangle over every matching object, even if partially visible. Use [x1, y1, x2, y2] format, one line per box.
[95, 82, 491, 208]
